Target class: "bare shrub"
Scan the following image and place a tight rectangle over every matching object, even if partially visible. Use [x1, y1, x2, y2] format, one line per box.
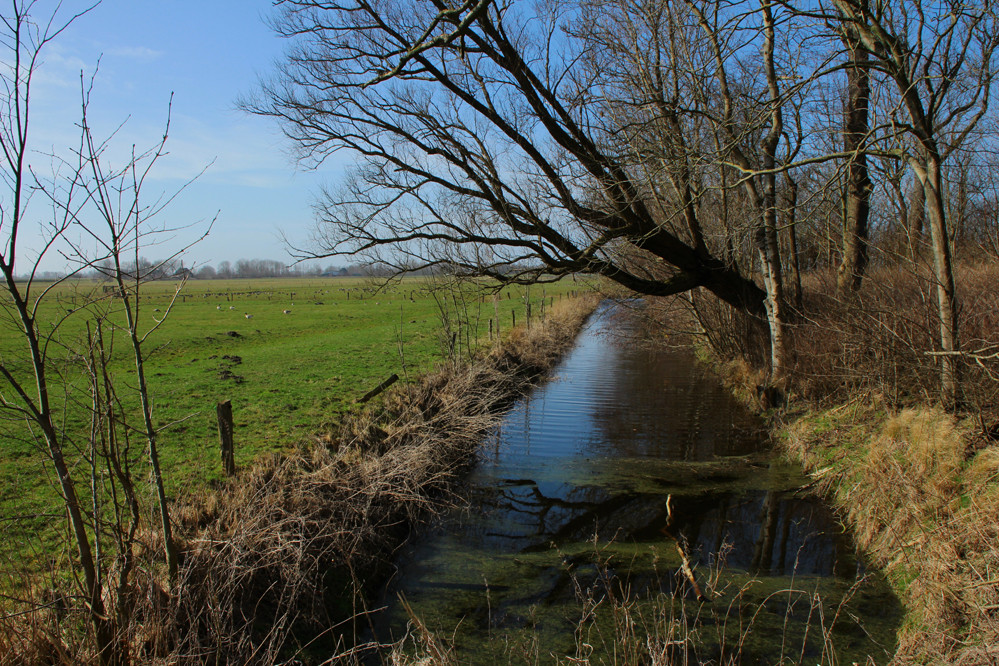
[783, 266, 939, 405]
[688, 262, 999, 410]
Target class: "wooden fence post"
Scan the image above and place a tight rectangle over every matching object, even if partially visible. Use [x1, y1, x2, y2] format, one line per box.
[357, 373, 400, 404]
[217, 400, 235, 476]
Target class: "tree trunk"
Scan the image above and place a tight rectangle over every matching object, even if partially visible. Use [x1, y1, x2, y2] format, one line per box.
[759, 1, 787, 386]
[784, 176, 803, 310]
[757, 214, 787, 383]
[907, 178, 926, 259]
[919, 156, 961, 406]
[837, 29, 871, 296]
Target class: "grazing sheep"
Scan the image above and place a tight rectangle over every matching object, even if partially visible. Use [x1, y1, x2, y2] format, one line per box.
[217, 304, 222, 310]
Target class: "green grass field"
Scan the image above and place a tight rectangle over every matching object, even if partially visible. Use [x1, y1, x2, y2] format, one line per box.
[0, 275, 590, 561]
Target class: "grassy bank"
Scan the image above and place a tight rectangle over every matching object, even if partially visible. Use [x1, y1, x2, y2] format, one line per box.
[780, 401, 999, 665]
[0, 292, 600, 663]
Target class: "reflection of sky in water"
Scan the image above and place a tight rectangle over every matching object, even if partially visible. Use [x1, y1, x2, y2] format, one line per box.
[374, 302, 899, 662]
[486, 302, 762, 464]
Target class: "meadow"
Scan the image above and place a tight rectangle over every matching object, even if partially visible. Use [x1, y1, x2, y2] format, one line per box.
[0, 275, 589, 563]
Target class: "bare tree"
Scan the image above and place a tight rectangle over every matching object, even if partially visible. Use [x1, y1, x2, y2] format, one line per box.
[51, 86, 214, 585]
[256, 0, 999, 403]
[0, 5, 125, 663]
[836, 0, 872, 296]
[821, 0, 999, 405]
[252, 0, 770, 317]
[1, 2, 211, 659]
[680, 0, 809, 383]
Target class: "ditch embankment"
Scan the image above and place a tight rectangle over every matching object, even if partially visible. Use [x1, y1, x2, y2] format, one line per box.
[168, 294, 601, 662]
[642, 263, 999, 665]
[778, 401, 999, 666]
[1, 295, 599, 665]
[691, 316, 999, 664]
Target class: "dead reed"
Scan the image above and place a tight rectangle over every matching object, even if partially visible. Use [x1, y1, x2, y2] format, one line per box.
[783, 263, 999, 410]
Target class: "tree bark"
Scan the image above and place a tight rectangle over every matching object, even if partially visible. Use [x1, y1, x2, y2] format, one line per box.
[784, 177, 803, 310]
[758, 1, 787, 385]
[837, 25, 871, 296]
[906, 178, 926, 259]
[918, 156, 961, 406]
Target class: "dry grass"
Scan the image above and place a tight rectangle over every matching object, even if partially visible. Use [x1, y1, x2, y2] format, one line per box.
[782, 400, 999, 665]
[772, 264, 999, 664]
[0, 296, 599, 665]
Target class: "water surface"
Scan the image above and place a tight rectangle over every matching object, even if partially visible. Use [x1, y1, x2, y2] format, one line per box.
[374, 302, 900, 663]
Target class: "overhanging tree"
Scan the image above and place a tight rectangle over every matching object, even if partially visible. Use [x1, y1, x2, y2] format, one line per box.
[254, 0, 771, 324]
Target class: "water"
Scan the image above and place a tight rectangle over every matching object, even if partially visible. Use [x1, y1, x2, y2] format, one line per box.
[372, 301, 900, 663]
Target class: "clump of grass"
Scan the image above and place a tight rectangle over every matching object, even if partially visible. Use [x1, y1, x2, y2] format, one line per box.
[782, 400, 999, 664]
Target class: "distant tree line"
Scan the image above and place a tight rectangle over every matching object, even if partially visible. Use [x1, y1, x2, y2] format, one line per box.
[21, 258, 360, 281]
[200, 258, 336, 279]
[25, 258, 457, 281]
[194, 259, 421, 279]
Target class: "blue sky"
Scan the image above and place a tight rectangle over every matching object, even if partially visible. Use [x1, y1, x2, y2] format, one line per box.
[24, 1, 337, 273]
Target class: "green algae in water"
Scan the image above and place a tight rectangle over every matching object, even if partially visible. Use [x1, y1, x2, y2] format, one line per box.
[384, 536, 899, 665]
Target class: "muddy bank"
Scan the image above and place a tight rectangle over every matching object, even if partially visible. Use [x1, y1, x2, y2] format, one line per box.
[779, 402, 999, 665]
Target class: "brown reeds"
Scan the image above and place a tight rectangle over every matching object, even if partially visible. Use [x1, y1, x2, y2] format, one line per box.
[782, 263, 999, 410]
[0, 295, 599, 665]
